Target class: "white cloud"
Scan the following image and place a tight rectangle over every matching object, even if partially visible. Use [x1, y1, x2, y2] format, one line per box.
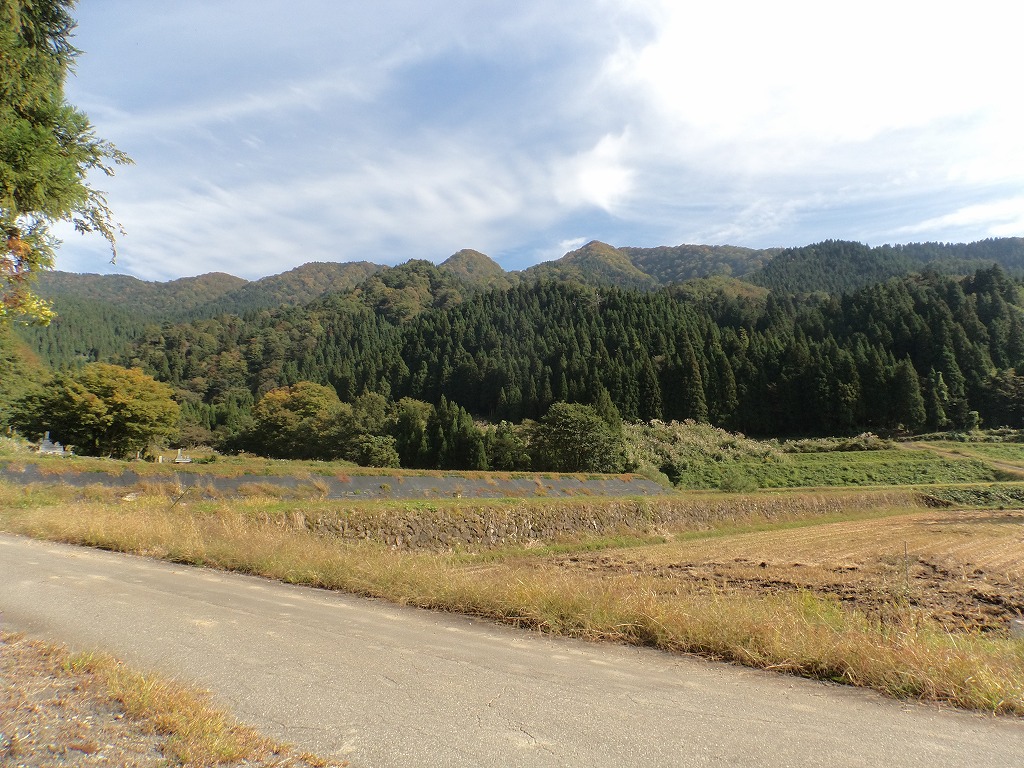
[610, 0, 1020, 145]
[595, 0, 1024, 208]
[899, 197, 1024, 240]
[90, 133, 584, 280]
[554, 132, 635, 213]
[53, 1, 1024, 280]
[558, 236, 589, 252]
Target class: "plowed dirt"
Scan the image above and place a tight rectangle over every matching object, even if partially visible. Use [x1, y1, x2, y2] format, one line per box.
[552, 509, 1024, 632]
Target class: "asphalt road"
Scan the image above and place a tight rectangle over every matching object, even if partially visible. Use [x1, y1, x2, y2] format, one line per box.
[1, 533, 1022, 767]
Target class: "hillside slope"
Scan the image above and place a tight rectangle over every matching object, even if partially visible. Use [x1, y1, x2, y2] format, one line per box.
[522, 240, 659, 290]
[34, 271, 247, 317]
[439, 249, 518, 292]
[620, 243, 774, 283]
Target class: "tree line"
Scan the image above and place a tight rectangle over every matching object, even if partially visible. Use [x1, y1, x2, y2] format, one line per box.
[5, 261, 1024, 470]
[112, 262, 1024, 449]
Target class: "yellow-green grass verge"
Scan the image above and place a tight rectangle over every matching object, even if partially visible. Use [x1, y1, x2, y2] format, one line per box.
[914, 441, 1024, 480]
[68, 652, 320, 766]
[919, 441, 1024, 466]
[1, 631, 342, 767]
[1, 488, 1022, 716]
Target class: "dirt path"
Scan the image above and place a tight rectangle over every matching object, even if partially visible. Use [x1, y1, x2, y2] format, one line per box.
[2, 534, 1023, 768]
[901, 440, 1024, 479]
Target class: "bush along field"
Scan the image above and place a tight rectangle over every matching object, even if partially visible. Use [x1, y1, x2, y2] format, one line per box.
[623, 421, 1005, 490]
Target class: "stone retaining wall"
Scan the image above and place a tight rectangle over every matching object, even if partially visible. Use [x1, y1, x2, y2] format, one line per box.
[0, 461, 922, 550]
[301, 490, 920, 549]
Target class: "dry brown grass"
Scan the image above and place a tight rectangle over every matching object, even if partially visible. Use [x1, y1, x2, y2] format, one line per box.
[2, 486, 1023, 715]
[597, 508, 1024, 584]
[553, 509, 1024, 635]
[69, 651, 285, 765]
[0, 631, 345, 767]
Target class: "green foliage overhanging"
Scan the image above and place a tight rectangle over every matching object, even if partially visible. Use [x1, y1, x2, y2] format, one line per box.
[0, 0, 131, 323]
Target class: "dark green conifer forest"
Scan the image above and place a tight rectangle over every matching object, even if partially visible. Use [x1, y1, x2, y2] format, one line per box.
[6, 238, 1024, 472]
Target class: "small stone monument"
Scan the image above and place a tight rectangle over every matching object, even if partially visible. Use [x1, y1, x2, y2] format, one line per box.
[173, 448, 192, 464]
[37, 431, 70, 456]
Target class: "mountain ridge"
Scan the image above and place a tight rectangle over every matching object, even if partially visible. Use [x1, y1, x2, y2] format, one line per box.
[23, 237, 1024, 347]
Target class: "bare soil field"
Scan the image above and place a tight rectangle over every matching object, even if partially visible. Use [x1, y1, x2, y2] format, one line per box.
[551, 509, 1024, 633]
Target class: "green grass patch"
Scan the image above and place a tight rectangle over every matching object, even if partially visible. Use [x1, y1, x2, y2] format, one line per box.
[732, 450, 997, 489]
[918, 483, 1024, 508]
[924, 441, 1024, 464]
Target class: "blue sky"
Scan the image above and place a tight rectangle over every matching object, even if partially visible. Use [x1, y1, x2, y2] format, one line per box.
[56, 0, 1024, 281]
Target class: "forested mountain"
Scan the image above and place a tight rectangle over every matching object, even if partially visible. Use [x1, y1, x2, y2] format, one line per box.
[522, 240, 659, 290]
[890, 239, 1024, 273]
[33, 261, 385, 321]
[21, 261, 385, 367]
[620, 243, 775, 283]
[191, 261, 384, 318]
[439, 249, 518, 292]
[10, 237, 1024, 457]
[749, 239, 1024, 294]
[117, 261, 1024, 444]
[0, 325, 44, 424]
[34, 271, 248, 318]
[29, 237, 1024, 321]
[349, 259, 470, 323]
[22, 296, 150, 368]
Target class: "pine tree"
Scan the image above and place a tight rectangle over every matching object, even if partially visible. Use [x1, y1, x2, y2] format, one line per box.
[1, 1, 131, 321]
[890, 358, 926, 432]
[923, 369, 950, 431]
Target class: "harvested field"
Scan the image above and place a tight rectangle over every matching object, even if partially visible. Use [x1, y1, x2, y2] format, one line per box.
[551, 509, 1024, 633]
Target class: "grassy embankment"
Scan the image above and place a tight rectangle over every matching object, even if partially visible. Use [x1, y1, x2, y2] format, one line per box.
[625, 423, 1012, 490]
[3, 474, 1024, 716]
[0, 446, 645, 483]
[733, 448, 1003, 488]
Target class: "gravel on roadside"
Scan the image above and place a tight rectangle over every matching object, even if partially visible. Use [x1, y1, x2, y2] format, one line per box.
[0, 632, 345, 767]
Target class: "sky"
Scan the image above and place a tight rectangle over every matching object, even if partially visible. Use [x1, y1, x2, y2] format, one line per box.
[55, 0, 1024, 281]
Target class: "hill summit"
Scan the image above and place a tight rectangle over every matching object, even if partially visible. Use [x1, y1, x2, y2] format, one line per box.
[523, 240, 658, 290]
[439, 249, 516, 291]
